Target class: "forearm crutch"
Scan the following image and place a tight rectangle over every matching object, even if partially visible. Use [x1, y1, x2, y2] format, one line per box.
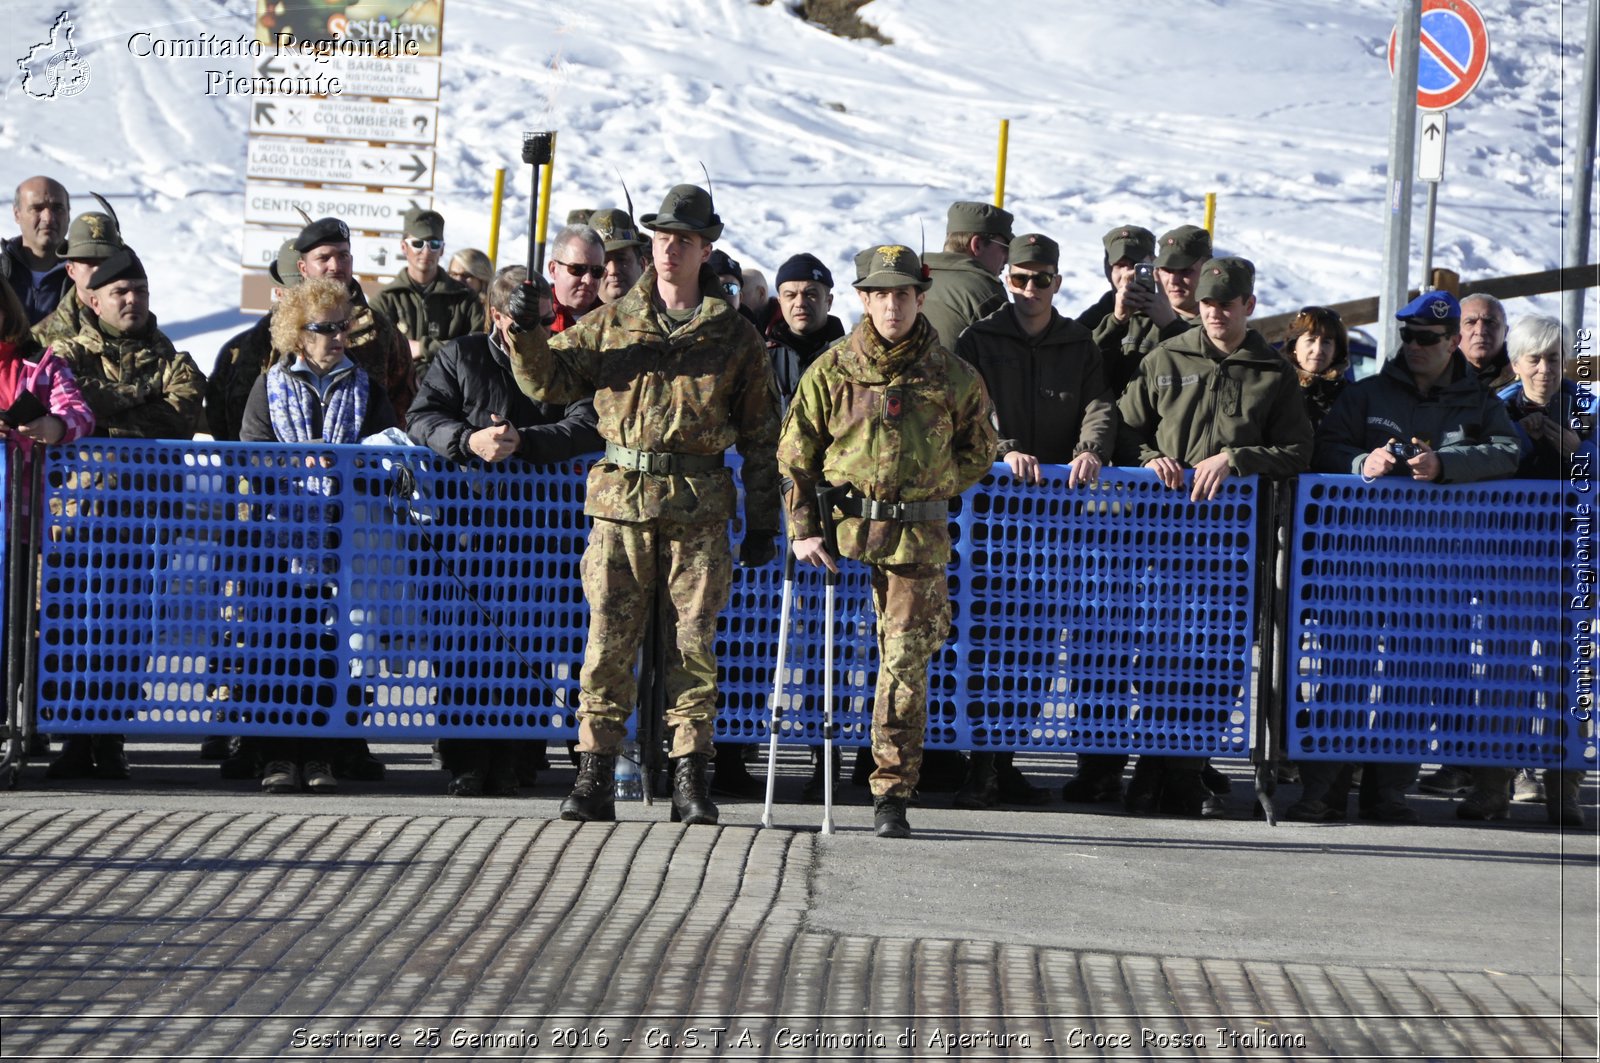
[815, 483, 845, 837]
[760, 549, 797, 829]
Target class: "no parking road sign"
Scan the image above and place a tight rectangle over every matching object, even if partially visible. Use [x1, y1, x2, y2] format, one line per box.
[1388, 0, 1490, 111]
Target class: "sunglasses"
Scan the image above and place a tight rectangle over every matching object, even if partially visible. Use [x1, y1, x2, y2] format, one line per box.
[1009, 270, 1056, 290]
[507, 315, 558, 334]
[405, 238, 444, 251]
[723, 281, 742, 296]
[553, 260, 604, 279]
[302, 319, 350, 335]
[1400, 326, 1451, 347]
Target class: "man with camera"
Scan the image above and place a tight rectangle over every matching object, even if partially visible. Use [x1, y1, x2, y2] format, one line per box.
[1077, 225, 1190, 396]
[1299, 290, 1521, 823]
[504, 183, 781, 827]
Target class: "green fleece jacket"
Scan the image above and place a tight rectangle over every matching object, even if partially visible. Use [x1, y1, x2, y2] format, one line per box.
[1114, 325, 1312, 478]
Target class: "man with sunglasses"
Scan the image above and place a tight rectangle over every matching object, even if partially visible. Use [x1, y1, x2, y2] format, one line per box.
[921, 200, 1014, 352]
[504, 182, 782, 827]
[371, 208, 486, 380]
[954, 232, 1115, 809]
[1306, 290, 1521, 823]
[406, 267, 601, 798]
[545, 225, 605, 331]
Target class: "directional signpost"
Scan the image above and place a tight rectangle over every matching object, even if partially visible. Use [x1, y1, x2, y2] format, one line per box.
[240, 2, 445, 312]
[1388, 0, 1488, 294]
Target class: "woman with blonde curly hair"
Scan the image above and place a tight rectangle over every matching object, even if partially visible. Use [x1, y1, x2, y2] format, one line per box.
[238, 277, 395, 794]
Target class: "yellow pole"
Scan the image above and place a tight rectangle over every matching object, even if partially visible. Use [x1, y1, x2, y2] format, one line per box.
[535, 132, 557, 270]
[1203, 192, 1217, 235]
[487, 167, 506, 269]
[994, 119, 1010, 208]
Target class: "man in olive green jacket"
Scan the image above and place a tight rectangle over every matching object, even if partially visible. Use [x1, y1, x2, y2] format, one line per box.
[1113, 257, 1312, 817]
[921, 200, 1013, 351]
[779, 244, 998, 839]
[371, 208, 485, 379]
[507, 184, 782, 828]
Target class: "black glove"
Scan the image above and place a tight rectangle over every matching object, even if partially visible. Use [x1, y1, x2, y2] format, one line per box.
[738, 532, 778, 567]
[505, 281, 545, 332]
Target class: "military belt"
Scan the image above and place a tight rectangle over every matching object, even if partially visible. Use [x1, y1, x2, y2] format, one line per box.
[603, 442, 724, 475]
[835, 495, 950, 522]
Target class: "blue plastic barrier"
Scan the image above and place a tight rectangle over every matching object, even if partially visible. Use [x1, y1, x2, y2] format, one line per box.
[716, 468, 1259, 754]
[36, 440, 589, 739]
[1285, 475, 1596, 771]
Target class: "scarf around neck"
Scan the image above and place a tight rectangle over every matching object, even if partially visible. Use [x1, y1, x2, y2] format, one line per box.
[858, 314, 932, 379]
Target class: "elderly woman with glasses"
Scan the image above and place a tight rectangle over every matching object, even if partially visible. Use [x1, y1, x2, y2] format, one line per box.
[1280, 306, 1350, 429]
[238, 277, 397, 795]
[1448, 314, 1593, 828]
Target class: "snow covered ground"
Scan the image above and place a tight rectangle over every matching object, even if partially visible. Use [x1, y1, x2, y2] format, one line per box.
[0, 0, 1591, 372]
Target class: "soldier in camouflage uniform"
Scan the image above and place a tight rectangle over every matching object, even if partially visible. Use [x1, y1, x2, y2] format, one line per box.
[207, 218, 416, 440]
[33, 211, 123, 350]
[45, 247, 206, 783]
[370, 207, 485, 379]
[505, 183, 782, 826]
[778, 244, 998, 839]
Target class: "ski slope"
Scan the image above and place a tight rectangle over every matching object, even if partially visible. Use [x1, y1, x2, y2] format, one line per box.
[0, 0, 1590, 370]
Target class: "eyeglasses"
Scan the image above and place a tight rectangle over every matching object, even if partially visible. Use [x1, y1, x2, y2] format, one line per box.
[302, 319, 350, 335]
[1400, 326, 1451, 347]
[405, 238, 444, 251]
[1009, 270, 1056, 290]
[507, 315, 558, 335]
[553, 260, 604, 279]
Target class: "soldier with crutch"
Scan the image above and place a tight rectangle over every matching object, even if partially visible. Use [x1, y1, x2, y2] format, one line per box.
[776, 244, 996, 838]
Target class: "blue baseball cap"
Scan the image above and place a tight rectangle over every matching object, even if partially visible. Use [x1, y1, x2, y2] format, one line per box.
[1396, 290, 1460, 324]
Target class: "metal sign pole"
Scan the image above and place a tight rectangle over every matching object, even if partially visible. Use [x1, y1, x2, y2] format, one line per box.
[1379, 0, 1423, 358]
[1563, 0, 1599, 337]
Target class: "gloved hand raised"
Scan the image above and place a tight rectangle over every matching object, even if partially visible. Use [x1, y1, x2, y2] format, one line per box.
[505, 281, 549, 333]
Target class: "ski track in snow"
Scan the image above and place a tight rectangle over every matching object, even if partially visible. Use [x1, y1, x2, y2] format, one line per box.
[0, 0, 1586, 372]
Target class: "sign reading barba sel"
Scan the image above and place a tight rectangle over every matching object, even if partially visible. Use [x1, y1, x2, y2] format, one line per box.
[255, 0, 444, 58]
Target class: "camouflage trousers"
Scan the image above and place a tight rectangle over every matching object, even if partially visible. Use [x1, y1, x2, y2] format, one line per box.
[866, 562, 952, 799]
[576, 516, 731, 758]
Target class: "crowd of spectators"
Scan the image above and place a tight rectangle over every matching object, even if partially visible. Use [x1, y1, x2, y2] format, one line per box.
[3, 175, 1589, 829]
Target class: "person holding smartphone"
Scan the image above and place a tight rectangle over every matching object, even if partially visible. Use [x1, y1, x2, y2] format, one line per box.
[1077, 225, 1189, 396]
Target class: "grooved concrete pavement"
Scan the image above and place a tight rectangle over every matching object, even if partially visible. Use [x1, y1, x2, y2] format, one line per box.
[0, 747, 1595, 1060]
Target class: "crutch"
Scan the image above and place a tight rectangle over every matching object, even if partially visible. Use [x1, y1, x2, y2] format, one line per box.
[814, 483, 846, 836]
[760, 547, 797, 829]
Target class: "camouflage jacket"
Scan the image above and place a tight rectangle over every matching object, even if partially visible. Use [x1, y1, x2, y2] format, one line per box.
[369, 269, 485, 379]
[52, 315, 205, 440]
[777, 315, 997, 566]
[205, 284, 417, 440]
[32, 287, 97, 351]
[508, 264, 782, 531]
[921, 251, 1006, 352]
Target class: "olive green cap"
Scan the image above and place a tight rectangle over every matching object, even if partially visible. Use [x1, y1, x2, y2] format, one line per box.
[1195, 256, 1255, 302]
[1008, 233, 1059, 269]
[640, 184, 722, 242]
[268, 238, 303, 288]
[1154, 224, 1213, 269]
[1102, 225, 1155, 265]
[402, 207, 445, 240]
[565, 208, 595, 226]
[589, 207, 649, 252]
[853, 244, 931, 292]
[58, 212, 123, 260]
[946, 200, 1013, 239]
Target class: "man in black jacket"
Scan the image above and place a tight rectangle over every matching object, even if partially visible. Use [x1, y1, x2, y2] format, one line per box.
[407, 266, 602, 796]
[765, 252, 845, 407]
[3, 176, 72, 324]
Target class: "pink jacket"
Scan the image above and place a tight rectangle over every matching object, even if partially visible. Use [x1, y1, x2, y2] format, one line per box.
[4, 346, 95, 514]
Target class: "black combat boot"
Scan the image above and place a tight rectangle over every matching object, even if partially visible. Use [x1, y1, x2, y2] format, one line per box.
[952, 752, 999, 809]
[669, 754, 719, 825]
[559, 753, 617, 822]
[873, 795, 911, 838]
[90, 734, 130, 780]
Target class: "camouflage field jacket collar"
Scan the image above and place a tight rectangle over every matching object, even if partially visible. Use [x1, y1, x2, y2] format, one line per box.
[834, 315, 936, 384]
[622, 264, 739, 336]
[73, 315, 171, 359]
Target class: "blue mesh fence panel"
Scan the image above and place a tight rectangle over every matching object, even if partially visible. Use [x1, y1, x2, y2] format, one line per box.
[1286, 475, 1595, 771]
[715, 464, 1259, 754]
[37, 440, 590, 739]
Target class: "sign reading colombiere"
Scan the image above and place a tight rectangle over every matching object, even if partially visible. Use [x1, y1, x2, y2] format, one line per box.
[240, 0, 444, 313]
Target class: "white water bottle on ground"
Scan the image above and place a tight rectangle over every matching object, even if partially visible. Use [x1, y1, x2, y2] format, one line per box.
[614, 740, 644, 800]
